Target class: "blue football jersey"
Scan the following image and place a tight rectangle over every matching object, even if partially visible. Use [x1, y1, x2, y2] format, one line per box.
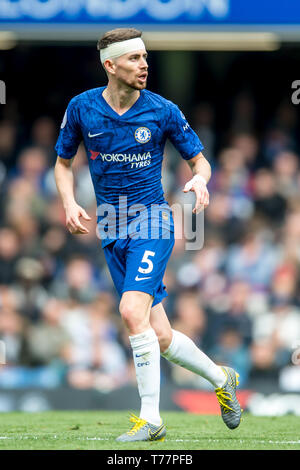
[55, 86, 204, 247]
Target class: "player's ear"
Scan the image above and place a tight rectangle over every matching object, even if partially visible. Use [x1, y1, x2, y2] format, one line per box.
[104, 59, 116, 75]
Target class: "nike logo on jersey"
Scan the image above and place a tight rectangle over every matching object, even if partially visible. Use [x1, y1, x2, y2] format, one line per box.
[88, 131, 104, 138]
[135, 275, 152, 281]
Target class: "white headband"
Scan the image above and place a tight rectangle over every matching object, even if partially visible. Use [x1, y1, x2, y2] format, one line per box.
[100, 37, 146, 65]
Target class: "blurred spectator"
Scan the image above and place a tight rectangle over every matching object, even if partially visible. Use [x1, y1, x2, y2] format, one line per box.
[214, 147, 250, 195]
[270, 264, 299, 305]
[193, 102, 216, 162]
[0, 306, 25, 365]
[0, 120, 18, 170]
[229, 91, 256, 134]
[262, 128, 295, 164]
[50, 255, 103, 303]
[249, 339, 279, 385]
[209, 327, 252, 386]
[14, 146, 50, 200]
[172, 291, 207, 343]
[40, 224, 69, 278]
[250, 301, 300, 387]
[11, 257, 49, 322]
[273, 99, 298, 137]
[4, 177, 45, 255]
[0, 298, 71, 389]
[181, 236, 227, 309]
[43, 195, 66, 227]
[229, 132, 259, 169]
[24, 298, 70, 367]
[252, 168, 287, 225]
[225, 224, 280, 289]
[209, 147, 254, 223]
[207, 280, 253, 348]
[0, 227, 21, 284]
[61, 293, 129, 392]
[205, 192, 249, 244]
[252, 299, 300, 356]
[30, 116, 57, 156]
[168, 291, 210, 386]
[272, 151, 300, 198]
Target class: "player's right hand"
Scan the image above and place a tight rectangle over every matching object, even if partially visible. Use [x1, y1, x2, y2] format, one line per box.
[65, 203, 91, 234]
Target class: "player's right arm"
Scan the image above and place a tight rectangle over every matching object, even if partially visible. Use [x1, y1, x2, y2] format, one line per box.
[54, 97, 91, 234]
[54, 156, 91, 234]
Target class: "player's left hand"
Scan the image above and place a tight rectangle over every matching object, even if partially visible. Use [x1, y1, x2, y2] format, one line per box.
[183, 176, 210, 214]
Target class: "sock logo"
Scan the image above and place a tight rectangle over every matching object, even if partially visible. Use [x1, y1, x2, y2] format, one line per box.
[135, 352, 150, 359]
[137, 361, 150, 367]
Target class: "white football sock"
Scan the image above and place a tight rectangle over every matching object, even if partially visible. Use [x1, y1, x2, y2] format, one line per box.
[161, 329, 226, 388]
[129, 328, 161, 426]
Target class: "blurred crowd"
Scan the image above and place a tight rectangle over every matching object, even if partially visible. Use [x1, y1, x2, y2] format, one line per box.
[1, 82, 300, 393]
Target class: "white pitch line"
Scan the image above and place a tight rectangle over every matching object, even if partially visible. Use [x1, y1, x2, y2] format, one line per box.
[0, 435, 300, 445]
[268, 440, 300, 444]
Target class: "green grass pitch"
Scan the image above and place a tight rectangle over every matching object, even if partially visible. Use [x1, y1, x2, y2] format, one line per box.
[0, 411, 299, 450]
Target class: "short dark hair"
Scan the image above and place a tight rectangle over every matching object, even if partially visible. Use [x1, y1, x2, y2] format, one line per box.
[97, 27, 142, 51]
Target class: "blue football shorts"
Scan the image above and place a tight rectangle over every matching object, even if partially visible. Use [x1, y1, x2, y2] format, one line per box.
[103, 232, 175, 307]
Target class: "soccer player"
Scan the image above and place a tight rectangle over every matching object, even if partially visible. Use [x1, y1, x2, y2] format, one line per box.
[54, 28, 242, 442]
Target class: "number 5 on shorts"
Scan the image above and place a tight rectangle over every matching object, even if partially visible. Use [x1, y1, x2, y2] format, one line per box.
[138, 250, 155, 274]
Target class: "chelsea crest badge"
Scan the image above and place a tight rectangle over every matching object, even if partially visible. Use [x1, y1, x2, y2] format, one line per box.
[134, 127, 151, 144]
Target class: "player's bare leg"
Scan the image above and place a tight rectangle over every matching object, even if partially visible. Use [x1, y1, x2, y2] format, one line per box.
[149, 302, 173, 352]
[119, 290, 153, 334]
[116, 291, 166, 442]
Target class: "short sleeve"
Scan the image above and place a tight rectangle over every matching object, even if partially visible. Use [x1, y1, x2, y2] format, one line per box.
[55, 97, 82, 159]
[166, 103, 204, 160]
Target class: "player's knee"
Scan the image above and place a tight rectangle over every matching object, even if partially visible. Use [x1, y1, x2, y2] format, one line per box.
[119, 301, 146, 332]
[119, 302, 133, 323]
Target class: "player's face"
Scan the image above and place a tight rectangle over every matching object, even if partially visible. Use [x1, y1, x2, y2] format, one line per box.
[114, 50, 148, 90]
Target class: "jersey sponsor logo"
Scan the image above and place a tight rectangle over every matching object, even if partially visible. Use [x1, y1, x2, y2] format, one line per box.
[89, 149, 100, 160]
[88, 131, 104, 138]
[99, 152, 151, 162]
[134, 127, 151, 144]
[98, 152, 152, 168]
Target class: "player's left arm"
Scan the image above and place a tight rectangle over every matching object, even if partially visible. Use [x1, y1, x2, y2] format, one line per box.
[165, 102, 211, 213]
[183, 152, 211, 214]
